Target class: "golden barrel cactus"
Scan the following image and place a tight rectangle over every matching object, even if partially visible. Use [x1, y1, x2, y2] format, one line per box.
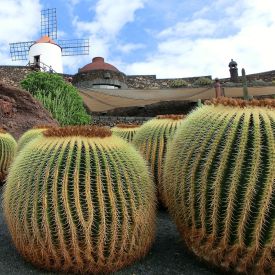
[0, 129, 17, 182]
[163, 98, 275, 274]
[111, 124, 140, 142]
[133, 114, 185, 204]
[4, 126, 156, 273]
[17, 125, 54, 152]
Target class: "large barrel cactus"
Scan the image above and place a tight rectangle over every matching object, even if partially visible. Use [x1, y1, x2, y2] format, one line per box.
[4, 126, 156, 273]
[163, 98, 275, 274]
[0, 129, 17, 182]
[17, 125, 53, 152]
[111, 124, 140, 142]
[133, 115, 184, 204]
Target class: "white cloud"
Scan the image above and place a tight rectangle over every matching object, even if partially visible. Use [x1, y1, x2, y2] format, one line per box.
[123, 0, 275, 78]
[0, 0, 41, 65]
[0, 0, 41, 43]
[116, 43, 145, 54]
[158, 19, 219, 39]
[72, 0, 147, 60]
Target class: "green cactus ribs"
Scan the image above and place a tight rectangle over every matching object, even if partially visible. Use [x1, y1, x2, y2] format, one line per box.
[0, 128, 17, 183]
[3, 125, 156, 273]
[111, 123, 140, 142]
[133, 114, 185, 206]
[17, 125, 54, 152]
[163, 98, 275, 274]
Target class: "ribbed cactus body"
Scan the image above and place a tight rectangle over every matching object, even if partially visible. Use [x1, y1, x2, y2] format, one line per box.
[133, 115, 184, 204]
[4, 126, 156, 273]
[163, 98, 275, 274]
[17, 127, 50, 152]
[111, 124, 140, 142]
[0, 129, 17, 182]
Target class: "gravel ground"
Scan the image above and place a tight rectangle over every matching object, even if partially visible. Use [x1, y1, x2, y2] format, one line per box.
[0, 187, 222, 275]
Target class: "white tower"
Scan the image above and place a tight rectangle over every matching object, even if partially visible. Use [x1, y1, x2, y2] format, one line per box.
[29, 36, 63, 74]
[9, 8, 89, 70]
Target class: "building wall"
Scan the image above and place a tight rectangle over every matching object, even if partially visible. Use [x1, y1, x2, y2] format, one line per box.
[73, 69, 128, 89]
[29, 43, 63, 73]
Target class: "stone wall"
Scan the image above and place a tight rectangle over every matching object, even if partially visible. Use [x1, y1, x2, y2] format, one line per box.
[126, 75, 212, 89]
[73, 69, 128, 89]
[0, 66, 34, 87]
[220, 69, 275, 83]
[1, 65, 275, 90]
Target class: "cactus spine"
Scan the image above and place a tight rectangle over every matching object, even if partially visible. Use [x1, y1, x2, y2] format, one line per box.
[163, 98, 275, 274]
[17, 125, 53, 152]
[0, 129, 17, 182]
[3, 126, 156, 274]
[133, 115, 184, 204]
[111, 124, 140, 142]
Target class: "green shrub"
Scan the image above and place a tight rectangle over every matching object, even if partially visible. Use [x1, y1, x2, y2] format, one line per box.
[193, 77, 213, 86]
[170, 79, 189, 88]
[251, 79, 268, 86]
[35, 89, 91, 126]
[21, 72, 91, 126]
[3, 126, 156, 273]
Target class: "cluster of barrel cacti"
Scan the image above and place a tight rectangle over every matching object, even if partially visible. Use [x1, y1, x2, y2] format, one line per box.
[163, 97, 275, 274]
[133, 114, 185, 205]
[0, 129, 17, 182]
[1, 100, 275, 274]
[3, 126, 156, 273]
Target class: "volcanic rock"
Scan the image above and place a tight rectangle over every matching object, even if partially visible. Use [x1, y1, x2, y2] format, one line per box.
[0, 82, 58, 139]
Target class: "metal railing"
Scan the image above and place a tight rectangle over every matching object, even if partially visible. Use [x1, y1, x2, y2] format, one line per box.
[27, 61, 57, 73]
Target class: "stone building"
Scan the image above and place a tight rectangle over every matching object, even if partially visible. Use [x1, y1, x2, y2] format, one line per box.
[73, 57, 128, 89]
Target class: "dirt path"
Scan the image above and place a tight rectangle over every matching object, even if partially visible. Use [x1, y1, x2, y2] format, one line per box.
[0, 187, 221, 274]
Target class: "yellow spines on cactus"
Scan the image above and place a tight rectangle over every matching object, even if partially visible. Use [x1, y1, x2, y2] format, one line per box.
[17, 125, 54, 152]
[111, 123, 140, 142]
[163, 97, 275, 274]
[133, 114, 185, 205]
[3, 126, 156, 274]
[0, 128, 17, 182]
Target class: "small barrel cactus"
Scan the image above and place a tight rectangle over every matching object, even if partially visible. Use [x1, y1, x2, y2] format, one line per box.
[133, 114, 185, 204]
[3, 126, 156, 274]
[0, 129, 17, 182]
[17, 125, 54, 152]
[111, 124, 140, 142]
[163, 97, 275, 274]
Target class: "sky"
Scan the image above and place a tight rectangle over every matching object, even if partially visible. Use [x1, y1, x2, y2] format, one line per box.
[0, 0, 275, 78]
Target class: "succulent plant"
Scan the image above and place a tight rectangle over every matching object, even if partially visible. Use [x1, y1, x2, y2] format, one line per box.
[3, 126, 156, 274]
[163, 97, 275, 274]
[133, 115, 185, 205]
[111, 124, 140, 142]
[17, 125, 54, 152]
[0, 129, 17, 182]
